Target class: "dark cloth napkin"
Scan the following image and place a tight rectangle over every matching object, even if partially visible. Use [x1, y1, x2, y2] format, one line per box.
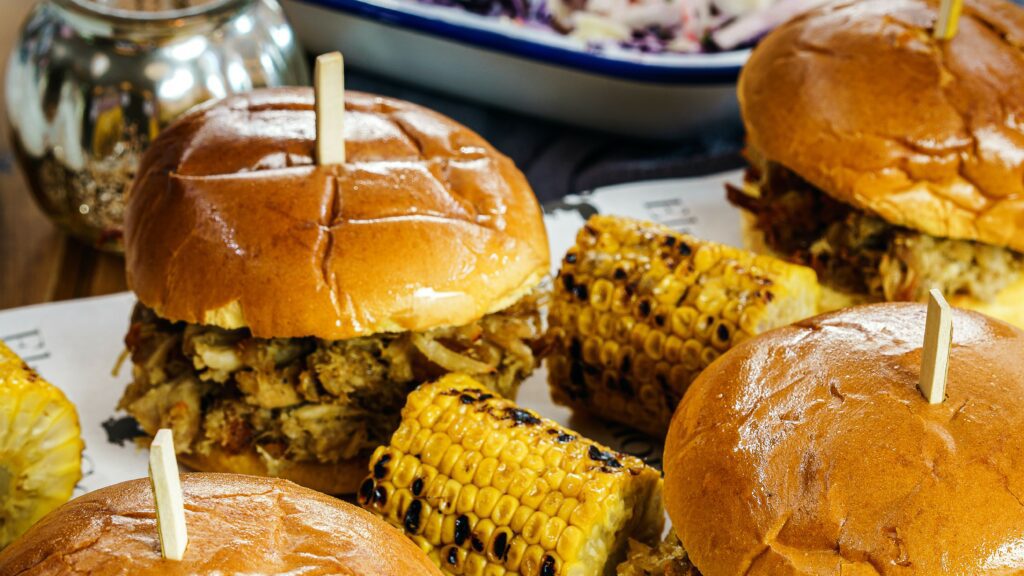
[348, 68, 746, 204]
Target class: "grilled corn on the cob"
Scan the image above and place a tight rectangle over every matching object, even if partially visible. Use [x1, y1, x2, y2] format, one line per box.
[0, 342, 84, 547]
[358, 373, 664, 576]
[548, 215, 819, 436]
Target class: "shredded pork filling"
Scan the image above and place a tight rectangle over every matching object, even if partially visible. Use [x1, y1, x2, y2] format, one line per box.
[118, 295, 544, 465]
[727, 162, 1024, 303]
[617, 531, 698, 576]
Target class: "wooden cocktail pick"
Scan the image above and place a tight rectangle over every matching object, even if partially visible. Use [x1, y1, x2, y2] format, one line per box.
[149, 428, 188, 560]
[934, 0, 964, 40]
[919, 289, 953, 404]
[315, 51, 345, 166]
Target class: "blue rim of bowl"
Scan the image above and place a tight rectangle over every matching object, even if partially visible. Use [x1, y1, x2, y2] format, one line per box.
[291, 0, 748, 84]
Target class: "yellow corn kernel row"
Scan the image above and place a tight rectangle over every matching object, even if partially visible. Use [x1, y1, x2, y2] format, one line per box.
[547, 215, 820, 436]
[358, 373, 663, 576]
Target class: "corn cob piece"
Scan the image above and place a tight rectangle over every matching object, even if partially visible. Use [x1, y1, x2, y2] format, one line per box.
[548, 215, 819, 437]
[358, 373, 664, 576]
[0, 341, 84, 547]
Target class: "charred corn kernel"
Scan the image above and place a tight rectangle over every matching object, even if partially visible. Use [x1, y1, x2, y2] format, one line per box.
[580, 337, 598, 366]
[557, 526, 585, 562]
[412, 426, 434, 454]
[548, 215, 820, 436]
[521, 453, 546, 473]
[454, 451, 483, 484]
[394, 454, 420, 488]
[441, 479, 462, 514]
[466, 553, 488, 576]
[521, 479, 548, 510]
[420, 403, 444, 428]
[424, 433, 453, 467]
[0, 343, 83, 548]
[643, 330, 665, 360]
[426, 509, 446, 543]
[694, 313, 716, 341]
[463, 423, 487, 453]
[436, 409, 460, 434]
[539, 491, 564, 518]
[540, 517, 567, 550]
[542, 469, 566, 494]
[360, 374, 663, 576]
[510, 505, 534, 533]
[489, 526, 514, 563]
[701, 347, 720, 368]
[441, 513, 458, 544]
[671, 307, 698, 338]
[392, 422, 415, 452]
[501, 440, 529, 465]
[599, 340, 618, 368]
[473, 519, 497, 552]
[442, 545, 468, 574]
[439, 444, 465, 476]
[493, 495, 518, 526]
[578, 307, 596, 335]
[492, 461, 516, 492]
[522, 545, 547, 575]
[561, 474, 584, 498]
[590, 279, 614, 310]
[557, 498, 579, 523]
[476, 486, 501, 518]
[506, 538, 529, 572]
[596, 312, 614, 338]
[458, 485, 480, 515]
[481, 433, 509, 459]
[475, 457, 499, 486]
[522, 511, 547, 544]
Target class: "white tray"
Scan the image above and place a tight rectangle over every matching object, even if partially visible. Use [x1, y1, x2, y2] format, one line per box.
[281, 0, 748, 138]
[0, 170, 744, 497]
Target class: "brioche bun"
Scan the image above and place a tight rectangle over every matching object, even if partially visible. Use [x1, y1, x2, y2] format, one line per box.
[125, 88, 549, 340]
[0, 473, 442, 575]
[664, 304, 1024, 575]
[739, 0, 1024, 252]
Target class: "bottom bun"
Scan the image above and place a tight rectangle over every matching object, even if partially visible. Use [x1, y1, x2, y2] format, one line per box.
[179, 445, 368, 495]
[738, 213, 1024, 328]
[0, 473, 442, 575]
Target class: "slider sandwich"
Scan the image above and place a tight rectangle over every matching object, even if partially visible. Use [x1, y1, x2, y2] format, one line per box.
[119, 88, 550, 494]
[729, 0, 1024, 326]
[620, 303, 1024, 574]
[0, 473, 444, 574]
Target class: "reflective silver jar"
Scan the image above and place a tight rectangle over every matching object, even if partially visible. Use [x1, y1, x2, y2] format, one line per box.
[6, 0, 309, 251]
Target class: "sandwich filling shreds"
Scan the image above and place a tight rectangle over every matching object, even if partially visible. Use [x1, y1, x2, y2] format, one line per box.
[617, 532, 699, 576]
[728, 161, 1024, 303]
[118, 294, 543, 467]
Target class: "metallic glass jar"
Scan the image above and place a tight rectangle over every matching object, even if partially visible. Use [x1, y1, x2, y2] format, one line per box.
[6, 0, 309, 251]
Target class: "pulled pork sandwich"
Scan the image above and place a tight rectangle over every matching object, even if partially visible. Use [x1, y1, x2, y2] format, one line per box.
[727, 0, 1024, 327]
[0, 473, 444, 575]
[619, 303, 1024, 575]
[119, 88, 550, 494]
